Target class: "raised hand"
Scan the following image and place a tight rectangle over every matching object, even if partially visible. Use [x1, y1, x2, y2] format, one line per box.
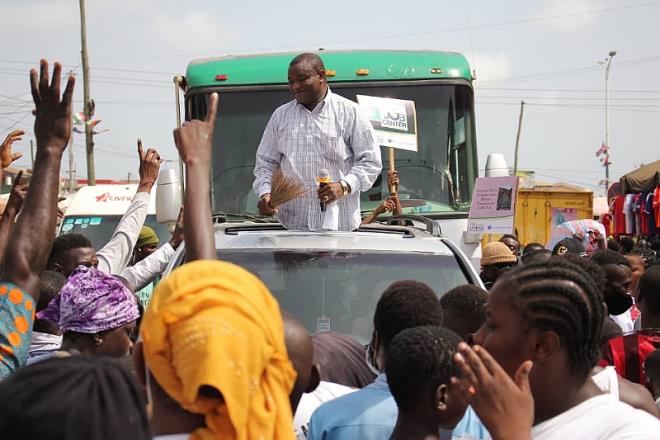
[452, 343, 534, 440]
[30, 60, 75, 153]
[168, 207, 184, 249]
[387, 170, 399, 190]
[137, 139, 162, 191]
[174, 93, 219, 262]
[173, 93, 218, 165]
[1, 129, 25, 168]
[4, 171, 28, 216]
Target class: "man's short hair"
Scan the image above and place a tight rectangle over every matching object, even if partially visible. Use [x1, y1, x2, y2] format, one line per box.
[48, 233, 93, 265]
[638, 265, 660, 314]
[386, 326, 461, 410]
[521, 249, 551, 265]
[373, 280, 443, 348]
[644, 349, 660, 378]
[590, 249, 632, 268]
[289, 53, 325, 71]
[439, 284, 488, 331]
[523, 242, 545, 255]
[619, 236, 635, 254]
[37, 271, 67, 312]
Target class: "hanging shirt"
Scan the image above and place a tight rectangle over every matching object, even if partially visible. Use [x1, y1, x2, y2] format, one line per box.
[645, 193, 657, 235]
[632, 194, 642, 235]
[253, 88, 382, 231]
[623, 194, 635, 235]
[654, 186, 660, 229]
[601, 213, 612, 237]
[612, 195, 626, 238]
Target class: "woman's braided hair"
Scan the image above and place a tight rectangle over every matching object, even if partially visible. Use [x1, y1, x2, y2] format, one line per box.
[496, 258, 604, 376]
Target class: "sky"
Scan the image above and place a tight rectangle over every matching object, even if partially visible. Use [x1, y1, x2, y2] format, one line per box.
[1, 0, 659, 195]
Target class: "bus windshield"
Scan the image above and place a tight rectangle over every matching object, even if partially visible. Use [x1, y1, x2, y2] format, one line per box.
[188, 81, 476, 217]
[216, 249, 469, 343]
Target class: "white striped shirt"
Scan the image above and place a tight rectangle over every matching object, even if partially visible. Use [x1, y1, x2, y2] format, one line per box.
[253, 88, 382, 231]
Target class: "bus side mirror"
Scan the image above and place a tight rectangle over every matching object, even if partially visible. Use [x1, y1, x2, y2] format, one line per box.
[156, 167, 182, 224]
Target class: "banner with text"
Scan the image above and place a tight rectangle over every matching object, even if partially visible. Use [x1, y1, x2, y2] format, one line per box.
[356, 95, 418, 152]
[468, 176, 519, 236]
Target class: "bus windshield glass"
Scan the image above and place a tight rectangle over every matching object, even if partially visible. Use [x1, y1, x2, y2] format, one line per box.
[216, 249, 469, 343]
[188, 82, 476, 217]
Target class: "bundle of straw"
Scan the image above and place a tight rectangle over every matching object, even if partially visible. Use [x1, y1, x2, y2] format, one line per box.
[269, 168, 308, 208]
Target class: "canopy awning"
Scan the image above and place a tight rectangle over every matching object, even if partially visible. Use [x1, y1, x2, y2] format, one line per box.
[619, 160, 660, 194]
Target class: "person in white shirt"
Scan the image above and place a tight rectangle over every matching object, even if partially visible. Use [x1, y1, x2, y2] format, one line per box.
[253, 52, 382, 231]
[294, 381, 356, 440]
[451, 258, 660, 440]
[47, 142, 162, 278]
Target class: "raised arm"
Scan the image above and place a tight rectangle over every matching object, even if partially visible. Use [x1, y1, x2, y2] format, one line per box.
[173, 93, 218, 262]
[1, 60, 74, 297]
[0, 171, 28, 266]
[118, 208, 184, 292]
[96, 139, 162, 274]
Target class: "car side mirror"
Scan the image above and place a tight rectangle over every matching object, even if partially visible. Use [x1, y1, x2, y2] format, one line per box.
[156, 167, 182, 224]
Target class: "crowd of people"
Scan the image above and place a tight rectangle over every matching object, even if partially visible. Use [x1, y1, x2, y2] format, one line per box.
[0, 55, 659, 440]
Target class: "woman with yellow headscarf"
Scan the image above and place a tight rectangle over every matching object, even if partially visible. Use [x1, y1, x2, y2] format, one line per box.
[140, 260, 296, 440]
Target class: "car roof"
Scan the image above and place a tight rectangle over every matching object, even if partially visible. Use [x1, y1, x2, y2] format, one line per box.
[213, 221, 455, 255]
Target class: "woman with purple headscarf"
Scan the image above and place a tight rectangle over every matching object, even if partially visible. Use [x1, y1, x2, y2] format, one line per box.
[38, 265, 140, 358]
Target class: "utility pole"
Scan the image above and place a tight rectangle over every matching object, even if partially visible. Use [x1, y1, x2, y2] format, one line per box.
[29, 140, 34, 169]
[602, 50, 616, 194]
[513, 100, 525, 176]
[79, 0, 95, 185]
[68, 137, 75, 193]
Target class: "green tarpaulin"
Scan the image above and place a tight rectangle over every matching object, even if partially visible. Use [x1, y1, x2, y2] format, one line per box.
[619, 160, 660, 194]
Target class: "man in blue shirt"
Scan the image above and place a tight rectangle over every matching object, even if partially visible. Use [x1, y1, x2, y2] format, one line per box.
[307, 280, 489, 440]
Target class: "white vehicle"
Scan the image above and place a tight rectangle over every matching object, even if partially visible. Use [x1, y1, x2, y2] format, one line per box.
[163, 217, 483, 342]
[59, 185, 170, 250]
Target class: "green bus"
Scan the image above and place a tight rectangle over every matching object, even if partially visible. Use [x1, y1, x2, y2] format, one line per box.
[183, 50, 477, 221]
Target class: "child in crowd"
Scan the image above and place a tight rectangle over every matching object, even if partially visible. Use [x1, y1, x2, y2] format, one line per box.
[387, 326, 474, 440]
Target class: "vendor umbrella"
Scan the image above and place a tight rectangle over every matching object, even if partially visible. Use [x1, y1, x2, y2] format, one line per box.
[547, 219, 607, 254]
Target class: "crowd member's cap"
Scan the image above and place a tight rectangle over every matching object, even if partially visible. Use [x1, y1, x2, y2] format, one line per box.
[140, 260, 296, 440]
[37, 265, 139, 334]
[0, 355, 150, 440]
[481, 242, 517, 267]
[552, 237, 587, 257]
[136, 226, 159, 248]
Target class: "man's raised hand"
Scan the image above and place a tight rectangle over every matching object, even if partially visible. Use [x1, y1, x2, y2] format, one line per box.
[30, 60, 75, 153]
[137, 139, 162, 190]
[5, 171, 28, 216]
[173, 93, 218, 164]
[1, 129, 25, 168]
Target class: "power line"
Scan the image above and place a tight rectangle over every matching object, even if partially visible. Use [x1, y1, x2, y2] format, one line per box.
[94, 1, 660, 62]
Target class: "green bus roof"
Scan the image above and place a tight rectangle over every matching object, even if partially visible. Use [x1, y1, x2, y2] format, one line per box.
[186, 50, 472, 88]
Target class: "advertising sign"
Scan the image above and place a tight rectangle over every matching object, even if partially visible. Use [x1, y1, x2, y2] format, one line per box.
[356, 95, 418, 152]
[468, 176, 519, 236]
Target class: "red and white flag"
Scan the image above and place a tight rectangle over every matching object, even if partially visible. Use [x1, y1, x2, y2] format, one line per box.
[595, 143, 609, 157]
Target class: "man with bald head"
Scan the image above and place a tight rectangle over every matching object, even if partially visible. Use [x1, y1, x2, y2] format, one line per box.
[253, 52, 382, 231]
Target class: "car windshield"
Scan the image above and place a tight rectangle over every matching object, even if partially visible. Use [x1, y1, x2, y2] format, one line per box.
[59, 214, 171, 250]
[188, 82, 476, 218]
[216, 249, 469, 343]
